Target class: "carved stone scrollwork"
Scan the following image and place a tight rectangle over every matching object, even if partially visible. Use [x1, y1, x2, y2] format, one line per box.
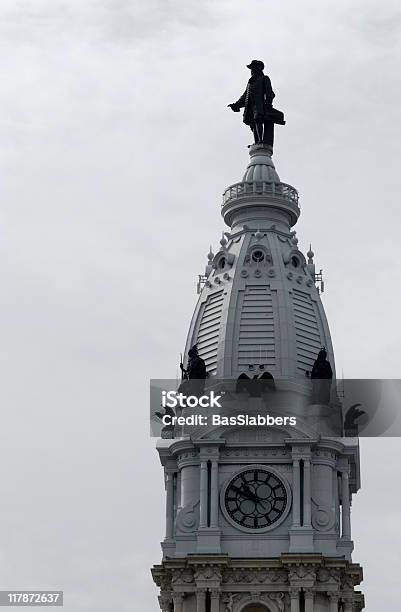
[317, 568, 340, 584]
[272, 570, 288, 583]
[269, 591, 285, 612]
[311, 499, 335, 532]
[175, 499, 200, 533]
[158, 573, 172, 591]
[195, 566, 222, 582]
[289, 565, 316, 581]
[342, 574, 356, 589]
[171, 568, 194, 585]
[222, 567, 288, 586]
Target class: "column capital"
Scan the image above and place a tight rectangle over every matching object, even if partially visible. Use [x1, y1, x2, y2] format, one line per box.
[210, 589, 220, 612]
[197, 444, 221, 461]
[291, 444, 312, 459]
[172, 593, 184, 603]
[327, 592, 339, 603]
[289, 587, 300, 599]
[304, 588, 314, 600]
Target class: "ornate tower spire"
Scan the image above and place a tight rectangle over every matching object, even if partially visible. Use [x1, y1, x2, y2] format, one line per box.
[152, 66, 364, 612]
[184, 144, 334, 383]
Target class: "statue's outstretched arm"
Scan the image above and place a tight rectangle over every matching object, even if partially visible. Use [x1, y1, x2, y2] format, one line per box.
[228, 88, 247, 112]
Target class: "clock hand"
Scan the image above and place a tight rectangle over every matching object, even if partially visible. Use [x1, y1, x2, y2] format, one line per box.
[230, 484, 259, 503]
[242, 483, 260, 503]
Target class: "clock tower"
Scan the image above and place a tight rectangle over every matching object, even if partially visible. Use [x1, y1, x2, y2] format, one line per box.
[152, 142, 365, 612]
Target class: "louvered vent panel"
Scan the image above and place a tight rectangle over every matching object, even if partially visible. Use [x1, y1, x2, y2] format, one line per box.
[238, 287, 275, 367]
[196, 290, 224, 374]
[293, 289, 322, 374]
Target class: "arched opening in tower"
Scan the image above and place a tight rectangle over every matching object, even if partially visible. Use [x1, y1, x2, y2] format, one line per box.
[241, 604, 271, 612]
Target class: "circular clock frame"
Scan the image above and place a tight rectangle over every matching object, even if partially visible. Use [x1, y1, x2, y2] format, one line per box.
[220, 465, 292, 533]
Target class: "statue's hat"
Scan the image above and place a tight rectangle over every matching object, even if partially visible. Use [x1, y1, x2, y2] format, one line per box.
[247, 59, 264, 71]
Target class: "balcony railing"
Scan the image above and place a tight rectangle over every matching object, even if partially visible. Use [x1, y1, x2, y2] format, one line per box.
[222, 181, 299, 207]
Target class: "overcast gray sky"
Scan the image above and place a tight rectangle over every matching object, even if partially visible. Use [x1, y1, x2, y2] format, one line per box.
[0, 0, 401, 610]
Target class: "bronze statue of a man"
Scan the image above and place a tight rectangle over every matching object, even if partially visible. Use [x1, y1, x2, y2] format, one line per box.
[228, 60, 285, 146]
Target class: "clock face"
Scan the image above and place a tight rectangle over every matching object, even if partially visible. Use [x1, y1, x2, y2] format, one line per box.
[224, 468, 288, 530]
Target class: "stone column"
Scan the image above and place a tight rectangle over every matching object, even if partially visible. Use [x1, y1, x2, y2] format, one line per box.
[341, 469, 351, 540]
[172, 594, 184, 612]
[303, 458, 312, 527]
[196, 589, 207, 612]
[290, 588, 300, 612]
[176, 471, 182, 511]
[210, 589, 220, 612]
[292, 458, 301, 527]
[328, 592, 339, 612]
[342, 597, 353, 612]
[304, 589, 314, 612]
[165, 471, 175, 540]
[210, 460, 219, 528]
[199, 461, 208, 528]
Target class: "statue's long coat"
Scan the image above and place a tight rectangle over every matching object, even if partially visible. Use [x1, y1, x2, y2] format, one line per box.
[233, 74, 275, 126]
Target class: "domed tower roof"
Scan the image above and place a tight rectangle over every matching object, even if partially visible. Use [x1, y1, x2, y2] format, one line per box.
[184, 144, 334, 382]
